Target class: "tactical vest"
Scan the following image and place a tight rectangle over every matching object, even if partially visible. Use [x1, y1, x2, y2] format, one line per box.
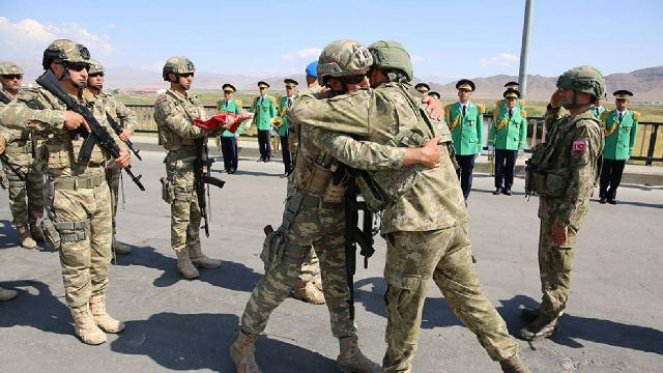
[156, 90, 205, 151]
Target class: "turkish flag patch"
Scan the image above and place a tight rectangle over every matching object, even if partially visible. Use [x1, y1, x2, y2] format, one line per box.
[572, 138, 587, 152]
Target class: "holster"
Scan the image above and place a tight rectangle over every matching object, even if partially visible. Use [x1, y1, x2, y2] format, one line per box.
[37, 217, 61, 252]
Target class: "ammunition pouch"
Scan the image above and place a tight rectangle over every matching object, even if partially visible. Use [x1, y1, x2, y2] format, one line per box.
[160, 177, 174, 204]
[54, 219, 90, 243]
[37, 217, 61, 251]
[295, 156, 348, 203]
[525, 143, 569, 198]
[260, 227, 287, 271]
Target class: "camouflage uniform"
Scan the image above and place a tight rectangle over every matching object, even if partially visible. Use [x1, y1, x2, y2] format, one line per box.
[0, 62, 45, 248]
[0, 39, 127, 345]
[154, 59, 222, 279]
[292, 72, 520, 372]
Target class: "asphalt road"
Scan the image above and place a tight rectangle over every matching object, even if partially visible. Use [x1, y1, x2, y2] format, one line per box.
[1, 150, 661, 373]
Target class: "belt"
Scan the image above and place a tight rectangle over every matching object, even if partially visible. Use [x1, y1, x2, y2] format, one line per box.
[53, 173, 106, 190]
[300, 194, 341, 209]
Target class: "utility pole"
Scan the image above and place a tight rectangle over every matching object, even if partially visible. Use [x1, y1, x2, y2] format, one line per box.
[518, 0, 534, 99]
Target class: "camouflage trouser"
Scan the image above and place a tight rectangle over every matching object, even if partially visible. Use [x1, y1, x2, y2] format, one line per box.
[297, 248, 320, 283]
[241, 193, 355, 338]
[537, 217, 577, 319]
[382, 226, 518, 372]
[170, 158, 201, 254]
[50, 172, 113, 308]
[3, 148, 44, 228]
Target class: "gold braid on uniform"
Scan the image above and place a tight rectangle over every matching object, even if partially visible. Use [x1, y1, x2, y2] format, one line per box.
[604, 119, 620, 137]
[449, 114, 461, 130]
[495, 117, 509, 131]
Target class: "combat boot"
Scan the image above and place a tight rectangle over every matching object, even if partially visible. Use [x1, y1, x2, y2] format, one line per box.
[113, 238, 132, 255]
[337, 335, 381, 373]
[0, 286, 18, 301]
[176, 249, 199, 279]
[30, 222, 45, 242]
[499, 352, 530, 373]
[189, 245, 222, 269]
[89, 294, 125, 334]
[230, 330, 261, 373]
[520, 307, 539, 323]
[16, 225, 36, 249]
[70, 305, 107, 345]
[313, 277, 323, 292]
[293, 280, 325, 305]
[520, 315, 559, 341]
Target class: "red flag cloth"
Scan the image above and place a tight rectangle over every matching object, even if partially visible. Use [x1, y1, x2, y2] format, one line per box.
[194, 113, 253, 133]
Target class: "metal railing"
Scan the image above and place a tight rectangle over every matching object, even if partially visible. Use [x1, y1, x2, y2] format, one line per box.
[127, 104, 663, 166]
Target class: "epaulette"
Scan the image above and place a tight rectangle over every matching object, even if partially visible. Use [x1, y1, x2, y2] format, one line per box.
[477, 103, 486, 114]
[520, 109, 527, 118]
[235, 99, 243, 107]
[269, 95, 278, 105]
[494, 100, 503, 110]
[599, 110, 608, 124]
[519, 99, 527, 107]
[633, 111, 641, 121]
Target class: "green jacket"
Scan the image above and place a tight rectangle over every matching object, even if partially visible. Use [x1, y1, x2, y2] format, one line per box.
[217, 98, 243, 138]
[600, 109, 639, 160]
[277, 96, 295, 136]
[489, 106, 527, 150]
[250, 95, 277, 131]
[445, 102, 485, 155]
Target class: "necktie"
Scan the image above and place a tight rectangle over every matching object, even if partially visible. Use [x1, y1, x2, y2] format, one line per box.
[287, 98, 292, 108]
[462, 105, 466, 116]
[508, 109, 513, 119]
[618, 112, 623, 121]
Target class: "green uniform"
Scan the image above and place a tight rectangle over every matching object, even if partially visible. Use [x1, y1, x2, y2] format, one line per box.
[250, 95, 277, 131]
[154, 88, 220, 260]
[0, 87, 125, 308]
[292, 82, 520, 372]
[217, 98, 243, 137]
[600, 109, 639, 160]
[276, 96, 292, 137]
[0, 88, 45, 235]
[488, 105, 527, 150]
[529, 107, 604, 319]
[445, 101, 484, 155]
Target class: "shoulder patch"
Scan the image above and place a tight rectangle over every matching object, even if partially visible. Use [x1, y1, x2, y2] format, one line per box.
[633, 111, 641, 121]
[572, 138, 588, 153]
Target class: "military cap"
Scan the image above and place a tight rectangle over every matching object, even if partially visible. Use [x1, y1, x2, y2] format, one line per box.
[504, 81, 519, 89]
[87, 58, 104, 75]
[284, 78, 299, 87]
[503, 88, 521, 99]
[428, 91, 440, 100]
[162, 56, 195, 81]
[258, 81, 270, 88]
[42, 39, 90, 70]
[222, 83, 236, 93]
[613, 89, 633, 99]
[0, 61, 23, 76]
[415, 83, 430, 93]
[305, 61, 318, 78]
[456, 79, 476, 92]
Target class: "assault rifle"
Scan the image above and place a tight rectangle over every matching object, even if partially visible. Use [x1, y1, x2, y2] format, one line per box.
[0, 92, 27, 183]
[35, 70, 145, 191]
[344, 176, 376, 320]
[106, 112, 142, 161]
[194, 137, 225, 237]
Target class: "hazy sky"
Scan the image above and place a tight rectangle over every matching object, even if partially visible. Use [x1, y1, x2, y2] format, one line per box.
[1, 0, 662, 81]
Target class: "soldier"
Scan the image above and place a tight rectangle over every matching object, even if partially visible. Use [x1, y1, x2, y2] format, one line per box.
[154, 56, 241, 279]
[428, 91, 440, 100]
[86, 58, 137, 255]
[446, 79, 485, 202]
[0, 39, 132, 344]
[591, 97, 606, 120]
[229, 43, 445, 373]
[291, 39, 529, 373]
[0, 61, 45, 249]
[521, 66, 605, 340]
[275, 79, 297, 177]
[217, 83, 243, 174]
[497, 81, 526, 111]
[489, 88, 528, 195]
[598, 90, 639, 204]
[414, 82, 430, 95]
[250, 81, 277, 162]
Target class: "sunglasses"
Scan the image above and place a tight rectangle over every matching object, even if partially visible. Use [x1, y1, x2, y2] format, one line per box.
[1, 74, 22, 80]
[65, 62, 89, 72]
[89, 72, 104, 78]
[286, 86, 295, 89]
[259, 87, 267, 90]
[179, 73, 194, 78]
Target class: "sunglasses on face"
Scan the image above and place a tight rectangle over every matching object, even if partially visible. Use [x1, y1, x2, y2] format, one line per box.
[1, 74, 22, 80]
[89, 72, 104, 78]
[65, 62, 89, 72]
[179, 73, 194, 78]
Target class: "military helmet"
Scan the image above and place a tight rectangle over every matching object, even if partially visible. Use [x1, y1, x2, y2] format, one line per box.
[367, 40, 413, 81]
[556, 65, 606, 99]
[0, 61, 24, 76]
[42, 39, 90, 69]
[162, 56, 195, 81]
[317, 39, 373, 80]
[87, 58, 104, 75]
